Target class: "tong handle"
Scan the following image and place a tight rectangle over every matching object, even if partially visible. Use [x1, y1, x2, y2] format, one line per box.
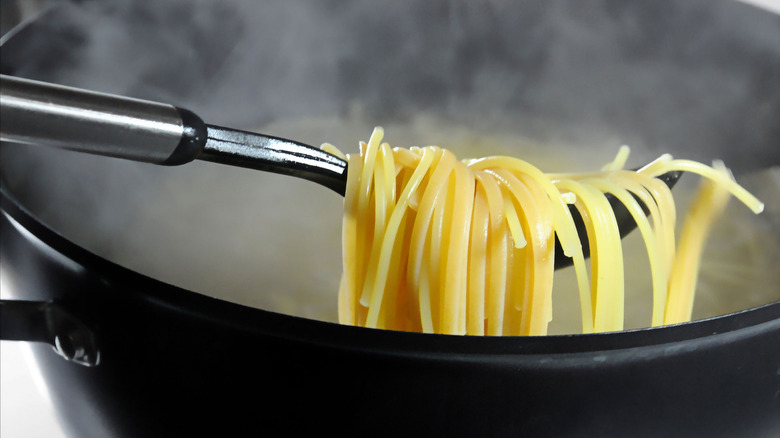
[0, 74, 206, 165]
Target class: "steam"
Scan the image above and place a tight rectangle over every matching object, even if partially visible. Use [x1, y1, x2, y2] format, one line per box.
[10, 0, 778, 166]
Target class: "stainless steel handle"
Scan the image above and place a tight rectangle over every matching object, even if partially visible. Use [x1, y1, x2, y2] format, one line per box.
[0, 74, 207, 165]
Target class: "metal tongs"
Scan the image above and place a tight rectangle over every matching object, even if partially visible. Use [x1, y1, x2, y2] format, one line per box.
[0, 74, 680, 269]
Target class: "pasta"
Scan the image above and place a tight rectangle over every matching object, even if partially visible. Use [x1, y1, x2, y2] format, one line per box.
[332, 127, 764, 335]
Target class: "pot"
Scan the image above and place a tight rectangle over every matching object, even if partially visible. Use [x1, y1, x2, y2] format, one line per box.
[1, 1, 779, 437]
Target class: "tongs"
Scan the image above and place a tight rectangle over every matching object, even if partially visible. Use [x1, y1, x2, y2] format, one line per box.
[0, 74, 680, 269]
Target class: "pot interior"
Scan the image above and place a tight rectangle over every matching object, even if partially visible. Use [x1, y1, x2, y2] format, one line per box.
[1, 0, 778, 334]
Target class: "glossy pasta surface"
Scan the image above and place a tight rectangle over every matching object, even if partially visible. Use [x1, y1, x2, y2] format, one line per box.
[333, 128, 763, 335]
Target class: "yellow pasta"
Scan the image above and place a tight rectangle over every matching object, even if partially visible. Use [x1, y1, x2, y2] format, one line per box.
[663, 161, 734, 324]
[332, 128, 763, 335]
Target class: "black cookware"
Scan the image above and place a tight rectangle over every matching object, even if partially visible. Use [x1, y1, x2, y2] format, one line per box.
[1, 1, 778, 437]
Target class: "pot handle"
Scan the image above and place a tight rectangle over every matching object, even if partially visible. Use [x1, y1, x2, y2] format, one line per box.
[0, 300, 100, 367]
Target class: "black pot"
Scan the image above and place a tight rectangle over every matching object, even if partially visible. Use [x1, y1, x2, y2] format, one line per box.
[1, 1, 779, 437]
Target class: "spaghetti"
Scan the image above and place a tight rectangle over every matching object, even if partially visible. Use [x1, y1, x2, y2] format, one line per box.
[333, 127, 764, 335]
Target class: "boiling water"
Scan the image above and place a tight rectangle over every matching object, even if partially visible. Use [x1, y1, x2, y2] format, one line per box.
[4, 112, 777, 334]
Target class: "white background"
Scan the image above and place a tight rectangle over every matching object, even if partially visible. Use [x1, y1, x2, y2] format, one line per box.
[1, 1, 778, 437]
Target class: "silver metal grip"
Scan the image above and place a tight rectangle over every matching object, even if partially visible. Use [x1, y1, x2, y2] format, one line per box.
[0, 74, 204, 165]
